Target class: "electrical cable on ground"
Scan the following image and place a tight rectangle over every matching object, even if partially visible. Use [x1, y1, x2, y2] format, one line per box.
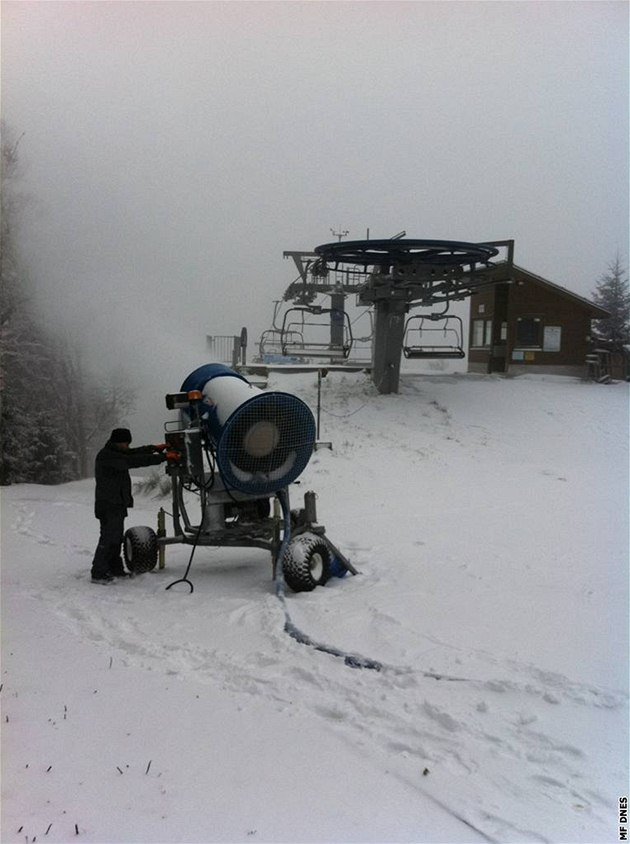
[273, 488, 382, 671]
[272, 491, 497, 844]
[273, 489, 474, 678]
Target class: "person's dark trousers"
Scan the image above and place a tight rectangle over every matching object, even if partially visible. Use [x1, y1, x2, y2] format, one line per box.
[91, 507, 127, 578]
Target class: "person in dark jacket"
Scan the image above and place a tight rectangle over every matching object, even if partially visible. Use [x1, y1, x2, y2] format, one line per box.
[91, 428, 166, 583]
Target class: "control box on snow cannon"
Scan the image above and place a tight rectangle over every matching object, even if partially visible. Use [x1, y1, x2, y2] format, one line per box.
[178, 363, 316, 496]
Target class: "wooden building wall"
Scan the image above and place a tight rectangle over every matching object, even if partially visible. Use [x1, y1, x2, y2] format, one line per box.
[468, 269, 604, 376]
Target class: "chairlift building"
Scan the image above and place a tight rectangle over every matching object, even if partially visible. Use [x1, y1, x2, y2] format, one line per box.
[467, 266, 610, 377]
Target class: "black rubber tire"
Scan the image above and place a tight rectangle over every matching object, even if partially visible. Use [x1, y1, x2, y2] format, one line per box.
[123, 526, 158, 574]
[282, 532, 331, 593]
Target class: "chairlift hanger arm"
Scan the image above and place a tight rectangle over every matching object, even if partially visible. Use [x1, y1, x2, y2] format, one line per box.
[408, 298, 452, 316]
[281, 305, 353, 332]
[404, 313, 464, 330]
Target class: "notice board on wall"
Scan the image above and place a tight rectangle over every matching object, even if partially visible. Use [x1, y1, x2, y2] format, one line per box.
[543, 326, 562, 352]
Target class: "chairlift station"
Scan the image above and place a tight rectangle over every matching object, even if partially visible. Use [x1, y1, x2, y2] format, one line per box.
[276, 237, 515, 393]
[123, 235, 615, 600]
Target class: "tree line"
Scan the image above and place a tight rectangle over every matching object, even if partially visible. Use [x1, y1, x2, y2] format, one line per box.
[0, 126, 135, 485]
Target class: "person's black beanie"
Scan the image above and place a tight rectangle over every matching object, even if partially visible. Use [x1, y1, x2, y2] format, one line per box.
[110, 428, 132, 443]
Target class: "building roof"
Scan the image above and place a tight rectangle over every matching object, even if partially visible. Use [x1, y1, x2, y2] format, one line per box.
[511, 265, 610, 319]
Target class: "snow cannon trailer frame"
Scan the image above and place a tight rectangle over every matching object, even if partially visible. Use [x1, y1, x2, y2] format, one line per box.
[123, 365, 357, 592]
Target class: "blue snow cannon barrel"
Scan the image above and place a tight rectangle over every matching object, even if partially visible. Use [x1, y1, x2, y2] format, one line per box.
[180, 363, 316, 496]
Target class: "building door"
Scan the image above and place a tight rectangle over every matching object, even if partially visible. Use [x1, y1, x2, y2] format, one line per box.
[489, 341, 507, 373]
[488, 284, 509, 373]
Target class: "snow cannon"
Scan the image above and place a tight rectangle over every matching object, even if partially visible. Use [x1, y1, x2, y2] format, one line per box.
[177, 363, 316, 496]
[123, 362, 357, 593]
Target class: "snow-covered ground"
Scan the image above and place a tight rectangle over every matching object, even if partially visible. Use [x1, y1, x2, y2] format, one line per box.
[2, 370, 628, 844]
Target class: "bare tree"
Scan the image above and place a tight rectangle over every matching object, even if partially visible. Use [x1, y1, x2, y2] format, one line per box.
[1, 124, 137, 484]
[47, 343, 137, 478]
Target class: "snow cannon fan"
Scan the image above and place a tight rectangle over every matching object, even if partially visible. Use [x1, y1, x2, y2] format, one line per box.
[176, 363, 316, 496]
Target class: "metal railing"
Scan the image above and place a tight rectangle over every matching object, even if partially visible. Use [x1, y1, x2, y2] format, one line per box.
[206, 328, 247, 368]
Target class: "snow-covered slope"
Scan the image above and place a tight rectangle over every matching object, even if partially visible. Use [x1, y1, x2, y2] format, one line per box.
[2, 372, 628, 844]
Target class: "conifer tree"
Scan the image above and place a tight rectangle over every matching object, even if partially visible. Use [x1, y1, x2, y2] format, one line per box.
[591, 255, 630, 344]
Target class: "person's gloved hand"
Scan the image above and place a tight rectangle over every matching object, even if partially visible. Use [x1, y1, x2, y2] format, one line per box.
[153, 443, 168, 452]
[165, 450, 181, 463]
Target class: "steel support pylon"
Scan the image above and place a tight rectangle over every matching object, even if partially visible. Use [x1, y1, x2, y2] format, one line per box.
[371, 298, 407, 394]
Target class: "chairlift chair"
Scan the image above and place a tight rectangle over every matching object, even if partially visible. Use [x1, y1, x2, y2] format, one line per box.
[280, 306, 353, 361]
[258, 328, 304, 360]
[403, 313, 465, 359]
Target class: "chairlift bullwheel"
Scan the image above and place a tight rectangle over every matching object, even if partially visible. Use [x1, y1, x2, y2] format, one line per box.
[313, 239, 500, 268]
[282, 531, 332, 592]
[123, 526, 158, 573]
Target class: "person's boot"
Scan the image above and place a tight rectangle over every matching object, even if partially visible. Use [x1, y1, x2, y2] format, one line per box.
[91, 572, 115, 584]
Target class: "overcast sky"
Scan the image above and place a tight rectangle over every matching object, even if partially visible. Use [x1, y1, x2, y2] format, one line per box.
[2, 0, 628, 429]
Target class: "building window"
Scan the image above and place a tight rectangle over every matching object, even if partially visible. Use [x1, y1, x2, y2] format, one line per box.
[472, 319, 493, 347]
[516, 317, 542, 348]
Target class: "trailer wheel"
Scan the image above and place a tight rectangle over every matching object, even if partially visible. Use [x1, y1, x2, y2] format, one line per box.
[282, 532, 331, 592]
[124, 526, 158, 573]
